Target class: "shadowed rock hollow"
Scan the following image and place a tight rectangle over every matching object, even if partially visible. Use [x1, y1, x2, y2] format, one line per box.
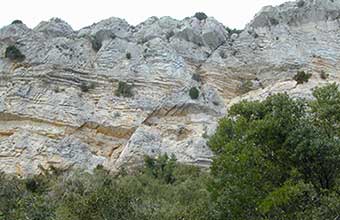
[1, 0, 340, 175]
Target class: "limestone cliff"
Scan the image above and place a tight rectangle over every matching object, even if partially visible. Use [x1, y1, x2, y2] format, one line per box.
[0, 0, 339, 175]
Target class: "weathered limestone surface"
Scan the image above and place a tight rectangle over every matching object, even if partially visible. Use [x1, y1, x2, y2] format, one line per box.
[1, 0, 340, 175]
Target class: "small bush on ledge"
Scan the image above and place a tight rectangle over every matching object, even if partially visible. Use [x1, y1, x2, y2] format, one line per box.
[225, 27, 243, 37]
[80, 82, 95, 92]
[11, 20, 23, 25]
[116, 81, 133, 97]
[194, 12, 208, 21]
[293, 71, 312, 84]
[5, 45, 25, 62]
[189, 87, 199, 99]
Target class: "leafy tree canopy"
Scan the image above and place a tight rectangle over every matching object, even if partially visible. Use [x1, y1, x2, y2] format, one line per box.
[209, 83, 340, 220]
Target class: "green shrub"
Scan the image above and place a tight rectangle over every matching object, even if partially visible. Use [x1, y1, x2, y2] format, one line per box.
[225, 27, 243, 37]
[0, 153, 213, 220]
[144, 154, 177, 184]
[115, 81, 133, 97]
[80, 82, 95, 92]
[194, 12, 208, 21]
[189, 87, 199, 99]
[293, 71, 312, 84]
[209, 84, 340, 219]
[25, 178, 40, 193]
[126, 52, 131, 59]
[11, 20, 23, 25]
[0, 173, 24, 219]
[5, 45, 25, 61]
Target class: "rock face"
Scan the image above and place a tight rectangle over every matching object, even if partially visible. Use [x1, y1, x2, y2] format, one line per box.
[1, 0, 340, 175]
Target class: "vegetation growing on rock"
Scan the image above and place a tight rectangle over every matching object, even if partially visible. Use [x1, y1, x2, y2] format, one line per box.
[116, 81, 133, 97]
[11, 20, 23, 25]
[225, 27, 243, 37]
[5, 45, 25, 62]
[80, 82, 95, 92]
[189, 87, 199, 99]
[126, 52, 131, 59]
[0, 84, 340, 220]
[294, 71, 312, 84]
[194, 12, 208, 21]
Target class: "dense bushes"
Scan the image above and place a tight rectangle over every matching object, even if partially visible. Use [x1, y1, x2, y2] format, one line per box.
[0, 155, 212, 220]
[5, 45, 25, 61]
[209, 83, 340, 220]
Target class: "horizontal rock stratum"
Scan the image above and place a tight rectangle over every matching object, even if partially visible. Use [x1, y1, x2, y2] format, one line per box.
[1, 0, 340, 175]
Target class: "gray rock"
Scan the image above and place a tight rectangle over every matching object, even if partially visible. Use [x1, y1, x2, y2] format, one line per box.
[34, 18, 74, 38]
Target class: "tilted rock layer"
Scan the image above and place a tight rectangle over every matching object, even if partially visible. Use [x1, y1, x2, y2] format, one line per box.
[1, 0, 340, 175]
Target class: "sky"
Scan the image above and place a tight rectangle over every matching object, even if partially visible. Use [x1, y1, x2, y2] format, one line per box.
[0, 0, 289, 30]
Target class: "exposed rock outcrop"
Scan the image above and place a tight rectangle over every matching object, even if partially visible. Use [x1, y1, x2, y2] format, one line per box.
[1, 0, 340, 175]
